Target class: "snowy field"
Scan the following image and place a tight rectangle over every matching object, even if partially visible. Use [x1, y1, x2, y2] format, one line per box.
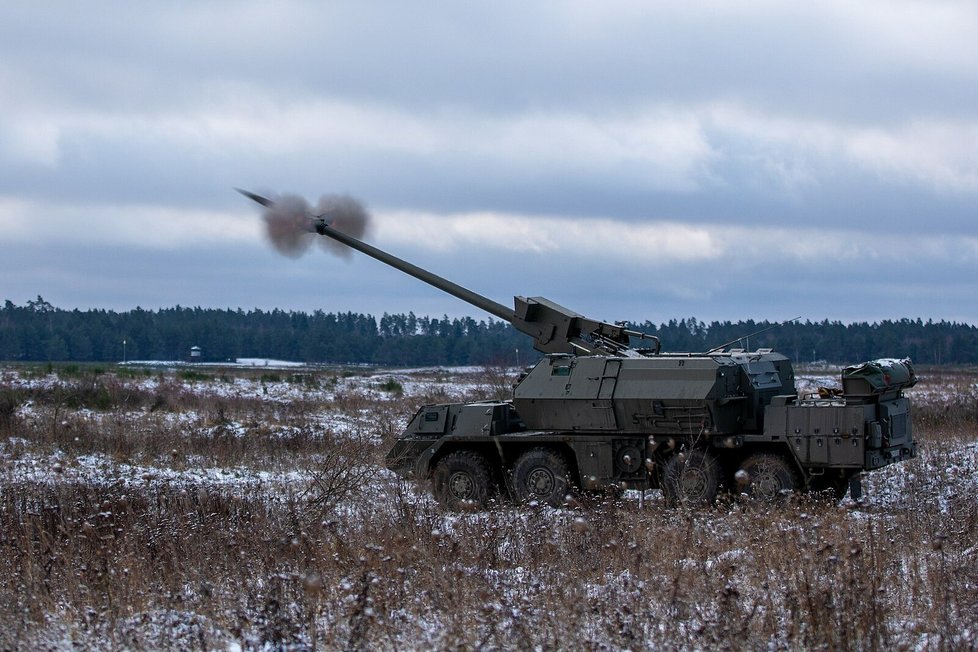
[1, 362, 976, 650]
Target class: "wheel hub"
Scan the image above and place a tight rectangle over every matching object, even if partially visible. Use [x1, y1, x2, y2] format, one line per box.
[448, 471, 475, 499]
[752, 471, 781, 500]
[527, 467, 555, 496]
[680, 468, 709, 499]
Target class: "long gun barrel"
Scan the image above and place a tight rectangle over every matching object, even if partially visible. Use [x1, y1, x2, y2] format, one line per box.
[312, 219, 514, 322]
[239, 189, 658, 356]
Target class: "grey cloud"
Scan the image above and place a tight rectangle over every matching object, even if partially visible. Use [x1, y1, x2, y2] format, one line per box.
[4, 2, 975, 119]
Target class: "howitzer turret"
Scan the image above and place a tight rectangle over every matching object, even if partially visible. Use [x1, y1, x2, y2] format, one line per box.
[241, 189, 918, 509]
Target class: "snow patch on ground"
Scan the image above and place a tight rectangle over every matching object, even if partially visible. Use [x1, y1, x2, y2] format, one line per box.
[6, 451, 308, 491]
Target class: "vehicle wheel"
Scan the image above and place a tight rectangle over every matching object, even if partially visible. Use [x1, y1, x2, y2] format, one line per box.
[661, 448, 720, 507]
[737, 453, 800, 502]
[432, 450, 492, 509]
[511, 448, 572, 507]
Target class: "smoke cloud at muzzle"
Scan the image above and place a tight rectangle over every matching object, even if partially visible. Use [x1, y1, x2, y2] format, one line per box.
[263, 194, 315, 258]
[260, 192, 371, 259]
[315, 194, 370, 258]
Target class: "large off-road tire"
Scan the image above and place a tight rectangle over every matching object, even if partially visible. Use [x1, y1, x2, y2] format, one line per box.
[432, 450, 493, 509]
[737, 453, 800, 502]
[661, 448, 721, 507]
[510, 448, 573, 507]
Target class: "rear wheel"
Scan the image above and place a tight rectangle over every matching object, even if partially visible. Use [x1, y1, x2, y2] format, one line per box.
[661, 448, 720, 507]
[737, 453, 800, 502]
[432, 450, 492, 509]
[511, 448, 572, 507]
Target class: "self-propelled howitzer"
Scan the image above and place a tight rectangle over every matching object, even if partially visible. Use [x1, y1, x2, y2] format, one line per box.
[242, 190, 918, 507]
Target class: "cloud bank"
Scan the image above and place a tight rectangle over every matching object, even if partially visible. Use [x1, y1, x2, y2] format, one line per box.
[0, 1, 976, 324]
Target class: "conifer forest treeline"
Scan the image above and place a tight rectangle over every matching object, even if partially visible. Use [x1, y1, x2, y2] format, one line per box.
[2, 297, 976, 366]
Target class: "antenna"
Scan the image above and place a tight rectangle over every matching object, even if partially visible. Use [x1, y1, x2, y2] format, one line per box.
[705, 316, 801, 354]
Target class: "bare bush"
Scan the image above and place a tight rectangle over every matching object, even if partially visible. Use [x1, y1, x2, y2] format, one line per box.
[479, 364, 519, 402]
[301, 430, 378, 518]
[0, 384, 22, 434]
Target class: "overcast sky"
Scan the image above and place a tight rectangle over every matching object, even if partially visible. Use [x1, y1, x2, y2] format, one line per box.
[2, 1, 976, 326]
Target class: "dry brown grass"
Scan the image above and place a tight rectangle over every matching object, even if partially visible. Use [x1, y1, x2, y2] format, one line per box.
[0, 365, 976, 650]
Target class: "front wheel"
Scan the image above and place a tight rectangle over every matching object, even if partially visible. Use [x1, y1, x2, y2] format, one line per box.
[432, 450, 493, 509]
[510, 448, 572, 507]
[661, 448, 720, 507]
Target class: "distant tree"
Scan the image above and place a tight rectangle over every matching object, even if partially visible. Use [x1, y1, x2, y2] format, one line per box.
[1, 297, 977, 365]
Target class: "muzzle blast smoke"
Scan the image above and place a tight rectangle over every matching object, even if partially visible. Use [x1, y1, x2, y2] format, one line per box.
[236, 188, 371, 259]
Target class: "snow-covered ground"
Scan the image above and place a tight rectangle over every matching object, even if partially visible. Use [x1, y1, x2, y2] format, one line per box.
[0, 363, 499, 508]
[2, 363, 976, 650]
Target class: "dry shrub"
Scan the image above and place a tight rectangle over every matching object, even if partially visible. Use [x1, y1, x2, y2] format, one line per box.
[301, 430, 377, 517]
[0, 384, 22, 435]
[479, 364, 519, 402]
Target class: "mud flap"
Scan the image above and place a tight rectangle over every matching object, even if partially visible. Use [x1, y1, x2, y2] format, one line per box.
[849, 474, 863, 501]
